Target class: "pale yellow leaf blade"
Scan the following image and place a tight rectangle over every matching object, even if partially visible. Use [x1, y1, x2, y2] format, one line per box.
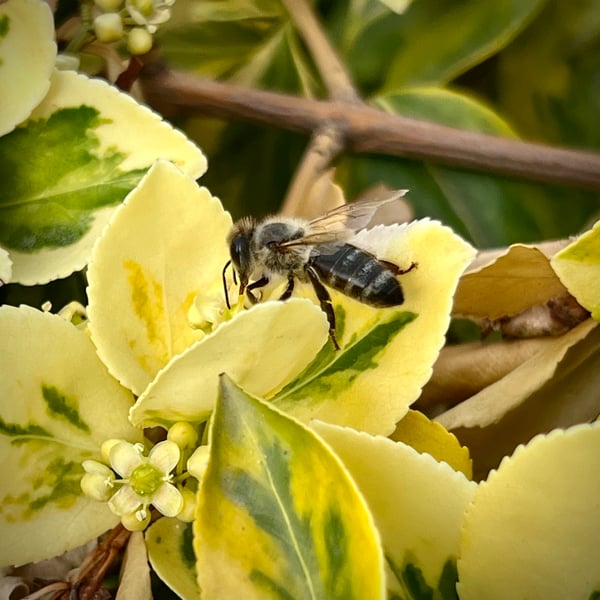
[313, 421, 477, 598]
[274, 219, 476, 435]
[129, 299, 329, 427]
[390, 409, 472, 478]
[0, 0, 56, 136]
[551, 218, 600, 319]
[0, 305, 141, 567]
[88, 160, 231, 395]
[146, 519, 199, 600]
[458, 423, 600, 600]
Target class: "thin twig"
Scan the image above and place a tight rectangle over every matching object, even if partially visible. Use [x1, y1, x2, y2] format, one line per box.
[280, 0, 360, 214]
[280, 0, 360, 104]
[140, 67, 600, 190]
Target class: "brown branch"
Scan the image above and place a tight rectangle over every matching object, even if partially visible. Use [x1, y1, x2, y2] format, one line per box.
[141, 66, 600, 191]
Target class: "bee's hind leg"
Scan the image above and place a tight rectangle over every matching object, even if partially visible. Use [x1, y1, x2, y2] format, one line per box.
[305, 265, 340, 350]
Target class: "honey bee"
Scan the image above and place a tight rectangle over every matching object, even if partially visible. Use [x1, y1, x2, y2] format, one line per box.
[222, 191, 416, 349]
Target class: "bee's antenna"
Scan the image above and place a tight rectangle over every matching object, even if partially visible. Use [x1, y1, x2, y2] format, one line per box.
[222, 260, 232, 309]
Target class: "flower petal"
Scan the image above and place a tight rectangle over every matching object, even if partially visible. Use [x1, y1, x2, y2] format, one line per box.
[152, 483, 183, 517]
[108, 485, 143, 516]
[149, 440, 180, 474]
[82, 459, 112, 476]
[110, 441, 144, 477]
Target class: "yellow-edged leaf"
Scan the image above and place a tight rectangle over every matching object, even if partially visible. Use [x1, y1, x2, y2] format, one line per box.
[458, 423, 600, 600]
[0, 0, 56, 136]
[273, 219, 475, 435]
[6, 71, 206, 285]
[0, 305, 141, 567]
[146, 518, 198, 600]
[146, 517, 200, 600]
[88, 160, 229, 396]
[194, 375, 385, 599]
[313, 421, 477, 599]
[390, 409, 472, 478]
[551, 218, 600, 320]
[129, 298, 329, 427]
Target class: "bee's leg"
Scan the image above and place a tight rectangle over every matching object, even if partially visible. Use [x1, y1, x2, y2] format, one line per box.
[381, 260, 418, 276]
[246, 276, 269, 304]
[305, 265, 340, 350]
[279, 275, 295, 300]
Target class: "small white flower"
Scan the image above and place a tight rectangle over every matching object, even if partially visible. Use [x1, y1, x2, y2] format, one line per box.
[125, 0, 173, 34]
[81, 440, 184, 530]
[107, 440, 183, 523]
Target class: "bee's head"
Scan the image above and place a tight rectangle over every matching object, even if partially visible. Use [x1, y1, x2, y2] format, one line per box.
[223, 218, 256, 308]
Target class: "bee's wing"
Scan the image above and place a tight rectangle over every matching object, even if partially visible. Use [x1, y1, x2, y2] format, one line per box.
[280, 189, 409, 248]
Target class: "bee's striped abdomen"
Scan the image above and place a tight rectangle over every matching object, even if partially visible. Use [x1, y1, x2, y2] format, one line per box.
[309, 244, 404, 307]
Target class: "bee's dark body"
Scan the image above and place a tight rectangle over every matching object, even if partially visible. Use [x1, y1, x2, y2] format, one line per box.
[223, 195, 414, 349]
[309, 243, 405, 307]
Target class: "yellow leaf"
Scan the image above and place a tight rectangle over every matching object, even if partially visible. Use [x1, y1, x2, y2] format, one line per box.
[313, 421, 477, 598]
[146, 519, 198, 600]
[0, 0, 56, 136]
[390, 409, 472, 478]
[551, 218, 600, 320]
[458, 423, 600, 600]
[195, 376, 385, 599]
[274, 219, 475, 435]
[88, 160, 230, 395]
[129, 298, 329, 427]
[0, 305, 140, 567]
[9, 71, 206, 285]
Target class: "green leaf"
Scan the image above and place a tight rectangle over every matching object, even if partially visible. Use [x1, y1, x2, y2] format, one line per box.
[146, 518, 198, 600]
[0, 0, 56, 136]
[458, 423, 600, 600]
[0, 305, 141, 567]
[194, 375, 385, 599]
[313, 422, 477, 600]
[272, 219, 475, 435]
[88, 160, 230, 396]
[497, 0, 600, 150]
[0, 69, 206, 285]
[338, 87, 594, 248]
[381, 0, 546, 89]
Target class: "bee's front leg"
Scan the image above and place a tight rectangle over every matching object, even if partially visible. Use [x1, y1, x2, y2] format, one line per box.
[246, 276, 269, 304]
[279, 275, 295, 300]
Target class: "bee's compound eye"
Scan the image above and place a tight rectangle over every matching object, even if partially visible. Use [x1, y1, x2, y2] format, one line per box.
[230, 233, 251, 274]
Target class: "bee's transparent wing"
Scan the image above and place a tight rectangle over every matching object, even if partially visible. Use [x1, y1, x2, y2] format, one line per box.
[280, 189, 409, 247]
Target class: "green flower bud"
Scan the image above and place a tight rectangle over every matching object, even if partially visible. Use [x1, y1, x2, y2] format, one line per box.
[127, 27, 153, 55]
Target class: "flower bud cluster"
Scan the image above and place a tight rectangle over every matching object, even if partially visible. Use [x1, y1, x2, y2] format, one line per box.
[92, 0, 175, 55]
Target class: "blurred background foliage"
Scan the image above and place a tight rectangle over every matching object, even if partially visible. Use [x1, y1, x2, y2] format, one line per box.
[155, 0, 600, 248]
